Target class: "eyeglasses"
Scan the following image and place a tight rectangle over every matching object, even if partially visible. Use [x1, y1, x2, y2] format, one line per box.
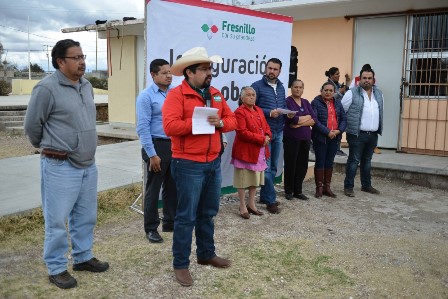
[62, 55, 86, 61]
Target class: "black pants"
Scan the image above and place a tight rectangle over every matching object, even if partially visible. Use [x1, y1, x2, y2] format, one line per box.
[283, 136, 311, 195]
[143, 139, 177, 233]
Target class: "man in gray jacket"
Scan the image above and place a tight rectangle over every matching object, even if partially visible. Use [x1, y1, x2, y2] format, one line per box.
[341, 67, 384, 197]
[24, 39, 109, 289]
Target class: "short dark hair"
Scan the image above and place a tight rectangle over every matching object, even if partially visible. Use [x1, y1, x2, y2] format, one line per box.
[51, 39, 81, 69]
[361, 64, 372, 71]
[290, 79, 304, 88]
[321, 81, 334, 91]
[150, 59, 169, 74]
[267, 58, 282, 69]
[182, 63, 200, 80]
[360, 68, 375, 78]
[325, 67, 339, 78]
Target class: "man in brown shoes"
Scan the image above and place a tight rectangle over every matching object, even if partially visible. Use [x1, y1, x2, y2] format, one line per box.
[163, 47, 236, 287]
[174, 256, 231, 287]
[174, 269, 194, 287]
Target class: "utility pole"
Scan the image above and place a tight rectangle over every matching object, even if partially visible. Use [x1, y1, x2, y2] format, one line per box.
[28, 16, 31, 80]
[43, 45, 52, 73]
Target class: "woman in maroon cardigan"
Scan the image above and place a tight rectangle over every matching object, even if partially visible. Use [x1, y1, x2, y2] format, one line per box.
[231, 86, 272, 219]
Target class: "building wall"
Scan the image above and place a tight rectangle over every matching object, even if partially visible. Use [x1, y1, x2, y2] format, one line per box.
[11, 79, 40, 95]
[108, 35, 138, 125]
[292, 17, 354, 101]
[401, 98, 448, 156]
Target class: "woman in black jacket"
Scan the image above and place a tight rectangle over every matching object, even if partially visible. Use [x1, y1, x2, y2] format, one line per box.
[311, 82, 347, 198]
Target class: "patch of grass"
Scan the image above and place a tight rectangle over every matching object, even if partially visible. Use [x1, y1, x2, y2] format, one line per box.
[0, 208, 45, 242]
[96, 184, 142, 224]
[0, 183, 142, 242]
[311, 255, 353, 286]
[202, 240, 353, 298]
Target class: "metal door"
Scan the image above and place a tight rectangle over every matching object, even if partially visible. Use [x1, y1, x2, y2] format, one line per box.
[353, 16, 406, 149]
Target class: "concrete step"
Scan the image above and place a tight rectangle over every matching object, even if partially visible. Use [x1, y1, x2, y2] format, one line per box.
[0, 115, 25, 122]
[5, 126, 24, 134]
[0, 110, 27, 116]
[2, 121, 24, 127]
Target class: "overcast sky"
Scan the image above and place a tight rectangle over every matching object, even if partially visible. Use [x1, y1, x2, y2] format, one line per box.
[0, 0, 144, 72]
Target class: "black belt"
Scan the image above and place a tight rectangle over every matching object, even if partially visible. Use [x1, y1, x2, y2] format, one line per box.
[42, 148, 68, 160]
[360, 130, 377, 135]
[152, 137, 171, 142]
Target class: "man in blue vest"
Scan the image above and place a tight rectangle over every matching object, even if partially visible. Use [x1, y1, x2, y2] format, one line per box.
[341, 67, 384, 197]
[251, 58, 294, 213]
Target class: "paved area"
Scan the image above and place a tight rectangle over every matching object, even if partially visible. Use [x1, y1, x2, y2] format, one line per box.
[0, 95, 447, 217]
[0, 140, 142, 216]
[1, 126, 447, 217]
[0, 94, 108, 108]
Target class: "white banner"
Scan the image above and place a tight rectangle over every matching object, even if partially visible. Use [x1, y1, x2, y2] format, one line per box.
[146, 0, 293, 188]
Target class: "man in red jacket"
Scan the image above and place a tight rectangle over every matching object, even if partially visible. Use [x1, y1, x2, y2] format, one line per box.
[162, 47, 237, 287]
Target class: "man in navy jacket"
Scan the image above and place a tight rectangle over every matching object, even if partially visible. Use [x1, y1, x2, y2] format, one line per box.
[251, 58, 294, 214]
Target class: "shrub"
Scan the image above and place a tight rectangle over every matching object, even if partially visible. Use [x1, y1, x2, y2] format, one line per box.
[85, 76, 108, 90]
[0, 79, 11, 96]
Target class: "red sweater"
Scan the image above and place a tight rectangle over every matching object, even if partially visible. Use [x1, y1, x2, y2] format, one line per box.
[232, 104, 271, 164]
[162, 80, 237, 163]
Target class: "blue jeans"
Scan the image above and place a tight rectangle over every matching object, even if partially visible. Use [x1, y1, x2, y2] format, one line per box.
[344, 132, 378, 189]
[41, 157, 98, 275]
[313, 138, 339, 169]
[260, 130, 283, 205]
[170, 158, 221, 269]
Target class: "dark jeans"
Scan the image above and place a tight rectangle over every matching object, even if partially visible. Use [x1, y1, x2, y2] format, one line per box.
[344, 132, 378, 189]
[170, 158, 221, 269]
[283, 136, 310, 195]
[143, 139, 177, 233]
[313, 137, 339, 170]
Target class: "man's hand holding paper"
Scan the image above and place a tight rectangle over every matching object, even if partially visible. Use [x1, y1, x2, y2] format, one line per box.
[192, 107, 219, 134]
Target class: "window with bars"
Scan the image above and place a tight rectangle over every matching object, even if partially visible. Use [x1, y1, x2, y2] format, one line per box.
[406, 13, 448, 98]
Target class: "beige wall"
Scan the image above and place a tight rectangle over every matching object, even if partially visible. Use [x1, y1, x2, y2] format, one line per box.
[292, 17, 354, 101]
[108, 35, 138, 125]
[11, 79, 40, 95]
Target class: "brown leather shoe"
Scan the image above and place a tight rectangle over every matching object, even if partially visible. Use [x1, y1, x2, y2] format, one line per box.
[246, 205, 263, 216]
[240, 211, 250, 219]
[361, 186, 380, 194]
[266, 204, 280, 214]
[197, 256, 231, 268]
[174, 268, 193, 287]
[344, 188, 355, 197]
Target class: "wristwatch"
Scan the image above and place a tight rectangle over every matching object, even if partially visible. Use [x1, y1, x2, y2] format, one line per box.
[218, 120, 224, 128]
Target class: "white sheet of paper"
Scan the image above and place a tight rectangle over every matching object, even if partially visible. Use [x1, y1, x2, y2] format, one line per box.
[192, 107, 219, 135]
[277, 108, 297, 115]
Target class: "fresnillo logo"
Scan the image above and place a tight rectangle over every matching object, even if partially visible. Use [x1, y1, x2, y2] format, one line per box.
[201, 23, 219, 40]
[201, 21, 256, 40]
[221, 21, 256, 34]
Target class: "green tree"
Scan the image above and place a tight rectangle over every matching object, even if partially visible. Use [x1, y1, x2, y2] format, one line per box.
[21, 63, 45, 73]
[85, 76, 108, 90]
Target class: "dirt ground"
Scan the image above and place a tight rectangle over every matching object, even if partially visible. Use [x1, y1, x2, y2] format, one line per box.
[1, 173, 448, 299]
